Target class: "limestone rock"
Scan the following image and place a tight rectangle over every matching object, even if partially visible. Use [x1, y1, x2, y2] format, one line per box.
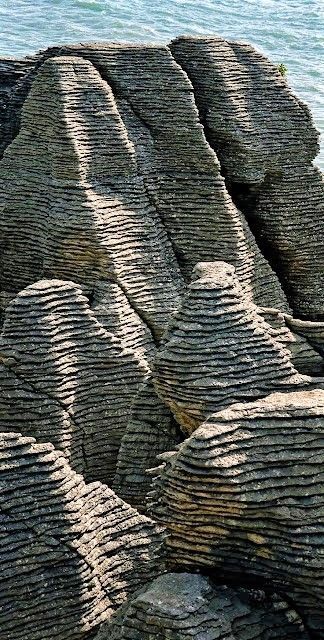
[95, 573, 309, 640]
[153, 262, 309, 433]
[285, 314, 324, 358]
[113, 379, 181, 510]
[0, 279, 147, 484]
[0, 55, 183, 339]
[170, 36, 324, 320]
[0, 431, 163, 640]
[0, 57, 33, 150]
[149, 389, 324, 637]
[259, 307, 323, 375]
[170, 36, 319, 183]
[91, 280, 155, 370]
[0, 43, 289, 312]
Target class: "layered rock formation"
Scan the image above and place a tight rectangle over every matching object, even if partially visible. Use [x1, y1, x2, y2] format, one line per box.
[0, 279, 147, 484]
[0, 432, 163, 640]
[170, 36, 324, 319]
[113, 379, 181, 510]
[153, 262, 310, 433]
[0, 35, 323, 640]
[149, 389, 324, 636]
[96, 573, 309, 640]
[0, 54, 183, 338]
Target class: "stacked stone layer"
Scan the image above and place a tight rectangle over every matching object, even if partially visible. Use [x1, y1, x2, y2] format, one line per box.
[153, 262, 309, 433]
[0, 279, 147, 484]
[0, 43, 290, 312]
[0, 35, 323, 640]
[150, 389, 324, 636]
[96, 573, 309, 640]
[170, 36, 324, 319]
[0, 432, 163, 640]
[113, 379, 181, 510]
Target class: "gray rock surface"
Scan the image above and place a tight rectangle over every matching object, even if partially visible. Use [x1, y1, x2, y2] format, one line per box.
[149, 389, 324, 636]
[0, 55, 183, 339]
[153, 262, 309, 433]
[0, 431, 163, 640]
[113, 379, 181, 510]
[0, 43, 289, 312]
[96, 573, 309, 640]
[170, 36, 324, 320]
[0, 279, 147, 484]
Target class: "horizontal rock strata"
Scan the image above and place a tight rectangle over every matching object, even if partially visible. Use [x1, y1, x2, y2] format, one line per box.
[285, 314, 324, 358]
[0, 43, 289, 313]
[149, 389, 324, 637]
[113, 379, 181, 510]
[170, 36, 324, 319]
[96, 573, 309, 640]
[0, 54, 183, 338]
[0, 432, 163, 640]
[0, 279, 147, 483]
[153, 262, 309, 433]
[259, 307, 323, 375]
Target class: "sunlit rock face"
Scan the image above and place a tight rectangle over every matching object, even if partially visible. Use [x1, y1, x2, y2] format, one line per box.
[170, 36, 324, 320]
[95, 573, 310, 640]
[153, 262, 310, 433]
[0, 35, 323, 640]
[0, 432, 163, 640]
[149, 389, 324, 636]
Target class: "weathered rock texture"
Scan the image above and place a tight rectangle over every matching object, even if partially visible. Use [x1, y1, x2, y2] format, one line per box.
[0, 43, 290, 314]
[0, 57, 34, 146]
[0, 432, 163, 640]
[0, 279, 147, 484]
[96, 573, 309, 640]
[170, 36, 324, 320]
[0, 35, 323, 640]
[150, 389, 324, 636]
[259, 307, 323, 375]
[113, 379, 181, 510]
[153, 262, 309, 433]
[0, 55, 183, 339]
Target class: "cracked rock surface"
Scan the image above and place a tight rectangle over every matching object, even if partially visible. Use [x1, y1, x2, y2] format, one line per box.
[95, 573, 309, 640]
[149, 389, 324, 636]
[0, 35, 323, 640]
[0, 432, 163, 640]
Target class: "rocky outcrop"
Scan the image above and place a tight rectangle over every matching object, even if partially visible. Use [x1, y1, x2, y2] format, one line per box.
[113, 379, 181, 510]
[0, 279, 147, 484]
[0, 36, 323, 640]
[285, 314, 324, 359]
[0, 55, 183, 338]
[0, 57, 33, 147]
[153, 262, 309, 433]
[259, 307, 323, 375]
[170, 36, 324, 320]
[149, 389, 324, 637]
[0, 43, 290, 313]
[0, 431, 163, 640]
[96, 573, 309, 640]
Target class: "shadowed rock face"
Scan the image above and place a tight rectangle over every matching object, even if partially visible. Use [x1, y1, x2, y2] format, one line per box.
[0, 55, 184, 339]
[96, 573, 309, 640]
[0, 279, 148, 484]
[112, 379, 181, 510]
[0, 35, 323, 640]
[149, 389, 324, 636]
[153, 262, 309, 433]
[0, 432, 163, 640]
[0, 44, 289, 314]
[170, 36, 324, 320]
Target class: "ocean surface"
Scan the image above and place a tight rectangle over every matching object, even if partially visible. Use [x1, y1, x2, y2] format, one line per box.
[0, 0, 323, 168]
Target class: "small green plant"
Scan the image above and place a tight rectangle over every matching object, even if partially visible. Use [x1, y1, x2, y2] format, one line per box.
[278, 63, 288, 77]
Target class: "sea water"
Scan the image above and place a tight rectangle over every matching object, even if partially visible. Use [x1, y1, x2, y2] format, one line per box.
[0, 0, 323, 167]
